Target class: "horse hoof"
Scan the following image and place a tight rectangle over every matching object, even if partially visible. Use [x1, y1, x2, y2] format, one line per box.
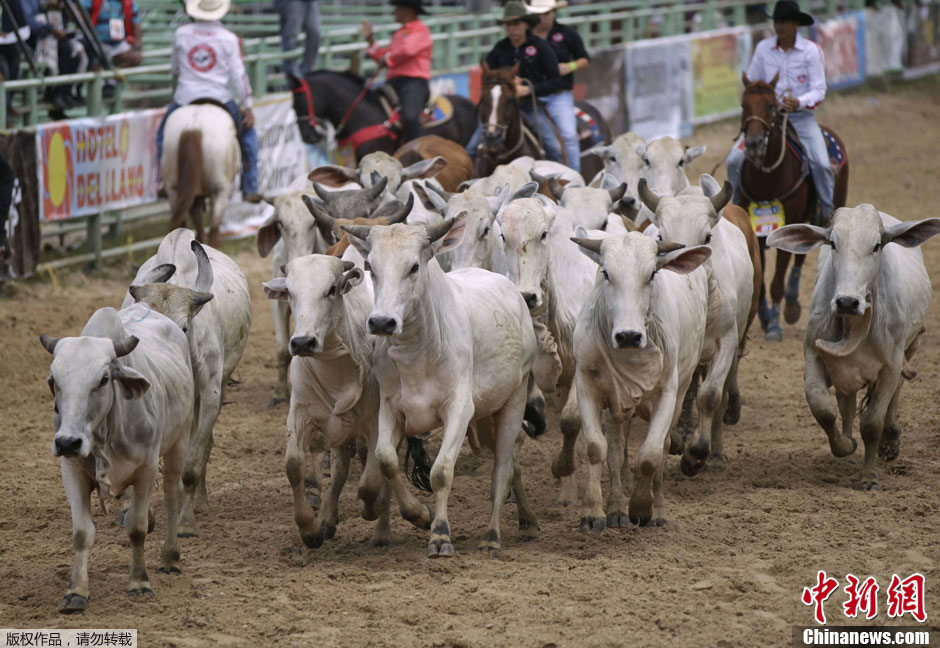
[784, 300, 801, 324]
[59, 593, 88, 613]
[579, 516, 606, 534]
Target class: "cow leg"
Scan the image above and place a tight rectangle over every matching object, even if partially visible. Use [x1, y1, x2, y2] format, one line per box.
[304, 432, 326, 509]
[510, 435, 540, 540]
[358, 432, 389, 522]
[723, 350, 743, 425]
[159, 439, 186, 575]
[127, 464, 157, 597]
[783, 263, 803, 325]
[857, 368, 902, 491]
[804, 352, 857, 458]
[284, 401, 323, 548]
[179, 362, 222, 536]
[682, 328, 737, 476]
[673, 368, 700, 454]
[480, 387, 527, 557]
[60, 457, 96, 613]
[836, 391, 856, 440]
[269, 300, 292, 409]
[650, 450, 668, 527]
[370, 480, 393, 547]
[576, 373, 608, 533]
[374, 405, 432, 532]
[318, 441, 351, 542]
[605, 419, 631, 528]
[426, 396, 475, 558]
[878, 383, 903, 462]
[630, 373, 678, 526]
[551, 386, 579, 479]
[765, 248, 789, 341]
[756, 240, 769, 331]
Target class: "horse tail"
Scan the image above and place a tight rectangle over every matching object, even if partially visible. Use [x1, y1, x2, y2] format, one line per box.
[172, 129, 203, 222]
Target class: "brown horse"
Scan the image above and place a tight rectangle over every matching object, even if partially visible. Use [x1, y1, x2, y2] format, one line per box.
[474, 62, 544, 177]
[737, 73, 849, 340]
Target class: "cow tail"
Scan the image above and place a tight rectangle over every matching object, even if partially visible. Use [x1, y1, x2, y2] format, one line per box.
[404, 436, 433, 493]
[172, 129, 203, 220]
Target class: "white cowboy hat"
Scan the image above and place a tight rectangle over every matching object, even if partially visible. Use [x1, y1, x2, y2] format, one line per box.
[186, 0, 231, 21]
[525, 0, 568, 14]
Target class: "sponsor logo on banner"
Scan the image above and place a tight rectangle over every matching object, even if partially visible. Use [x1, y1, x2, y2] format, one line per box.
[811, 12, 867, 89]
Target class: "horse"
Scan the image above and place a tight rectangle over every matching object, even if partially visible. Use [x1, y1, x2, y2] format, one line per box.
[288, 70, 478, 161]
[737, 73, 849, 340]
[161, 103, 241, 249]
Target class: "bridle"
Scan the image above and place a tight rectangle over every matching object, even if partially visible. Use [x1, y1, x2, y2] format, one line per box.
[740, 85, 789, 174]
[291, 76, 327, 139]
[479, 77, 526, 159]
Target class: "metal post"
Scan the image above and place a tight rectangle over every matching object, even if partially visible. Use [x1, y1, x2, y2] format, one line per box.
[88, 73, 104, 117]
[252, 41, 267, 96]
[0, 86, 6, 128]
[26, 86, 39, 126]
[107, 210, 123, 239]
[446, 21, 458, 70]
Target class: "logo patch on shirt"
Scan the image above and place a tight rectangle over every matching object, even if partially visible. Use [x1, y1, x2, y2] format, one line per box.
[797, 74, 807, 83]
[188, 44, 218, 73]
[525, 45, 537, 57]
[552, 32, 563, 42]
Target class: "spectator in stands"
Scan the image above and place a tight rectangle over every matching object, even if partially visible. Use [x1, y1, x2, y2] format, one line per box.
[78, 0, 142, 74]
[275, 0, 320, 79]
[0, 0, 45, 82]
[527, 0, 588, 173]
[361, 0, 432, 143]
[155, 0, 261, 203]
[464, 1, 564, 165]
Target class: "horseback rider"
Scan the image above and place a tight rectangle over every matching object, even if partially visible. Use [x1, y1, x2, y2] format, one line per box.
[155, 0, 261, 202]
[465, 0, 564, 165]
[361, 0, 432, 143]
[527, 0, 589, 173]
[725, 0, 834, 220]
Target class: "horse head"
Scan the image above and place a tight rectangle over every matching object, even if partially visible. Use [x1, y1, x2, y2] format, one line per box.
[289, 73, 328, 145]
[740, 72, 781, 167]
[478, 61, 522, 154]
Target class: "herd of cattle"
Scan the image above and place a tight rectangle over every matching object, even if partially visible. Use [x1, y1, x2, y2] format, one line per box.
[38, 132, 940, 613]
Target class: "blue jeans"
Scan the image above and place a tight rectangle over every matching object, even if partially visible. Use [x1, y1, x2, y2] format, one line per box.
[726, 109, 834, 217]
[156, 100, 259, 195]
[540, 90, 580, 173]
[275, 0, 321, 78]
[465, 100, 563, 164]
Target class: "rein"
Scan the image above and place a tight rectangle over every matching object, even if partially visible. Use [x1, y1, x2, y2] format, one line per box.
[742, 110, 789, 173]
[336, 67, 385, 136]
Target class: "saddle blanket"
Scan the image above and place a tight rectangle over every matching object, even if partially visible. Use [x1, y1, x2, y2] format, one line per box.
[419, 95, 454, 128]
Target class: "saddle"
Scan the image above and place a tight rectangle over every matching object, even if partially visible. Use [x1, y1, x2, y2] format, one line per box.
[376, 84, 456, 130]
[783, 122, 847, 174]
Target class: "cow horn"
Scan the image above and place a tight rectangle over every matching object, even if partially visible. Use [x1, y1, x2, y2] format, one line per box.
[40, 334, 60, 355]
[312, 182, 335, 204]
[637, 178, 661, 214]
[303, 194, 336, 230]
[191, 239, 214, 293]
[426, 182, 453, 202]
[340, 223, 374, 241]
[113, 335, 140, 358]
[709, 180, 734, 213]
[388, 194, 414, 225]
[570, 236, 603, 254]
[341, 260, 355, 271]
[548, 177, 566, 200]
[608, 182, 627, 203]
[657, 241, 685, 255]
[366, 175, 389, 201]
[426, 217, 455, 243]
[370, 170, 382, 187]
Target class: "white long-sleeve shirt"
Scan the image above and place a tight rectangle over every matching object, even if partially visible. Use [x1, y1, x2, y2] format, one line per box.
[746, 33, 826, 110]
[171, 21, 253, 108]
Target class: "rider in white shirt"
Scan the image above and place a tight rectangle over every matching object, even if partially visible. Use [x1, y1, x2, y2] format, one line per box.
[725, 0, 835, 220]
[155, 0, 261, 201]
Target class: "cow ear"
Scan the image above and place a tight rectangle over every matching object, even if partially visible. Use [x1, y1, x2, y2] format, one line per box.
[189, 291, 214, 317]
[139, 263, 176, 284]
[263, 278, 289, 302]
[256, 214, 280, 257]
[402, 156, 448, 181]
[683, 145, 706, 164]
[308, 164, 359, 187]
[658, 245, 712, 274]
[338, 268, 364, 295]
[431, 211, 468, 256]
[509, 181, 539, 203]
[767, 224, 830, 254]
[882, 216, 940, 249]
[111, 363, 150, 400]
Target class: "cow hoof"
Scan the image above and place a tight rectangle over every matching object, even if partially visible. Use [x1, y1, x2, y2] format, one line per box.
[370, 537, 391, 548]
[628, 498, 653, 527]
[649, 517, 668, 527]
[59, 593, 88, 613]
[157, 565, 182, 575]
[322, 522, 337, 541]
[680, 455, 705, 478]
[854, 480, 882, 492]
[427, 539, 455, 558]
[709, 453, 727, 470]
[518, 519, 540, 540]
[177, 530, 198, 539]
[127, 587, 154, 599]
[300, 529, 324, 549]
[606, 511, 629, 528]
[784, 299, 801, 324]
[828, 434, 857, 458]
[579, 516, 606, 533]
[878, 427, 901, 462]
[268, 397, 287, 410]
[764, 325, 783, 341]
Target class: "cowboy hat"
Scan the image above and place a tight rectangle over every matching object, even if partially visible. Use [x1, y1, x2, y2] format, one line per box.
[765, 0, 814, 26]
[390, 0, 427, 16]
[186, 0, 230, 21]
[499, 0, 539, 24]
[525, 0, 569, 14]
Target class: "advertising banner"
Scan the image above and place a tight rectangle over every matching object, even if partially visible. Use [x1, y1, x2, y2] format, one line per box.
[811, 11, 867, 89]
[691, 28, 753, 124]
[865, 5, 906, 75]
[578, 47, 629, 136]
[625, 36, 692, 140]
[905, 0, 940, 76]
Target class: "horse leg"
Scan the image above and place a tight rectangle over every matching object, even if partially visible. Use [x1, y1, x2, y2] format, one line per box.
[765, 247, 790, 341]
[756, 237, 771, 332]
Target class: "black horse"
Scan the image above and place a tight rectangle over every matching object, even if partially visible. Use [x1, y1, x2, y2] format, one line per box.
[289, 70, 478, 160]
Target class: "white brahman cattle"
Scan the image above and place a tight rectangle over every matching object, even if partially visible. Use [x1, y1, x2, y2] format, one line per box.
[636, 136, 706, 197]
[768, 205, 940, 490]
[40, 304, 194, 612]
[570, 233, 711, 529]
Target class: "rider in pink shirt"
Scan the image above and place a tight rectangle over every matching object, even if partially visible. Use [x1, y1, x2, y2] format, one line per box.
[362, 0, 432, 142]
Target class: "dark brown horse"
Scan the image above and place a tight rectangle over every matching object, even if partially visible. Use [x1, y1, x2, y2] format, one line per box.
[737, 73, 849, 340]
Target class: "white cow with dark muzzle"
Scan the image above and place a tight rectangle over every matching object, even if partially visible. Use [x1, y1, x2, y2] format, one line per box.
[768, 205, 940, 490]
[571, 233, 711, 529]
[41, 305, 194, 613]
[343, 217, 542, 558]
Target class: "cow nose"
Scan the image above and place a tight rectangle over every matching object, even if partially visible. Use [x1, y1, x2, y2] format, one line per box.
[835, 296, 860, 314]
[289, 336, 319, 356]
[614, 330, 643, 348]
[368, 315, 397, 335]
[522, 292, 539, 309]
[54, 436, 83, 457]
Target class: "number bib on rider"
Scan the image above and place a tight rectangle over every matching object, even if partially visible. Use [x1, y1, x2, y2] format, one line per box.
[749, 200, 785, 237]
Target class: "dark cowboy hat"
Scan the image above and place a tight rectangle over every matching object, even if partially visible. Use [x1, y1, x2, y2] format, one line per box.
[498, 0, 539, 25]
[765, 0, 814, 26]
[391, 0, 427, 15]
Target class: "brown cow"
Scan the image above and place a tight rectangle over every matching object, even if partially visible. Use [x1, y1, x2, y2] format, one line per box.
[394, 135, 473, 193]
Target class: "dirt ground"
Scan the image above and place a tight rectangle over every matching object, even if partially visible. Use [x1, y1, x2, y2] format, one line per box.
[2, 76, 939, 648]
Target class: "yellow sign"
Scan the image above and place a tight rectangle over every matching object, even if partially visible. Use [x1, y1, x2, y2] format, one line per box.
[749, 200, 786, 237]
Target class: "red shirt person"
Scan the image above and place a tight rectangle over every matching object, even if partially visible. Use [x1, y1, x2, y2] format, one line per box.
[362, 0, 432, 142]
